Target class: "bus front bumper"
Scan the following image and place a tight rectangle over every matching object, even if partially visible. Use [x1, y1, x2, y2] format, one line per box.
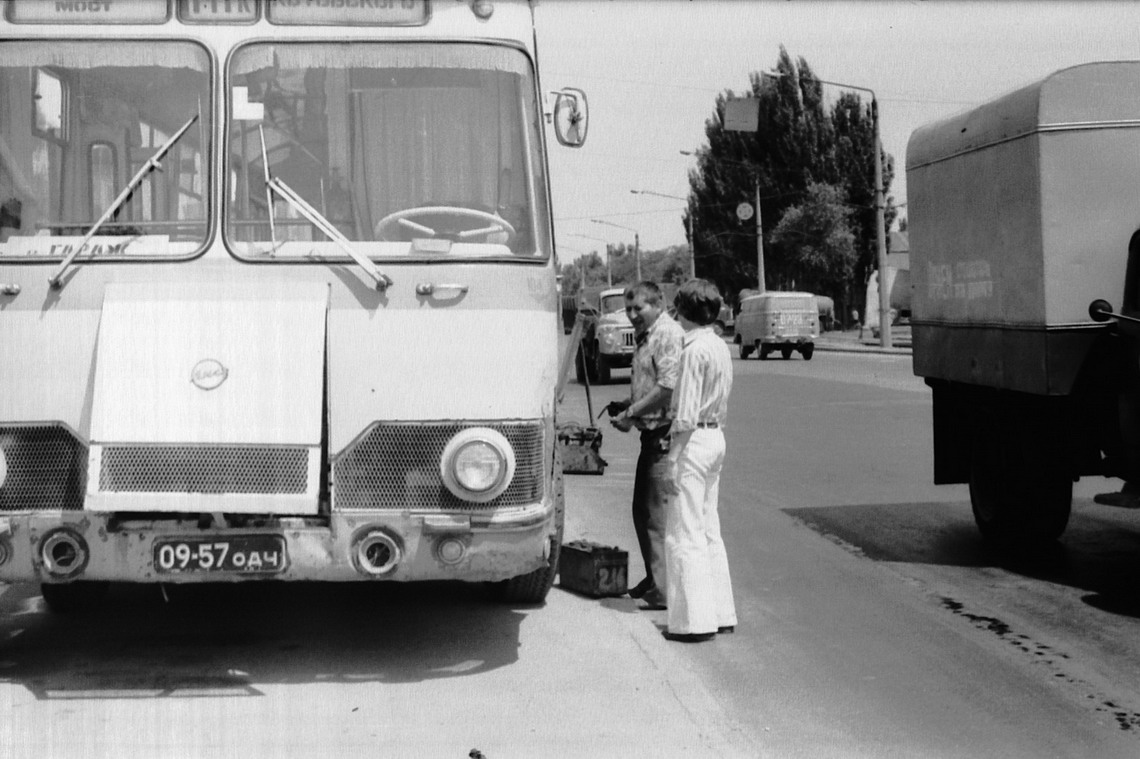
[0, 503, 556, 584]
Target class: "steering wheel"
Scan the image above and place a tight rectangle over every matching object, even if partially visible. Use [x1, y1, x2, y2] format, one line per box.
[374, 206, 516, 245]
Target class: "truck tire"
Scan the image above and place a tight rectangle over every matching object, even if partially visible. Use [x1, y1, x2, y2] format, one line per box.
[739, 339, 754, 360]
[968, 435, 1071, 548]
[41, 581, 110, 613]
[496, 447, 565, 604]
[781, 346, 793, 360]
[575, 347, 588, 384]
[801, 344, 814, 361]
[758, 345, 770, 360]
[594, 349, 612, 385]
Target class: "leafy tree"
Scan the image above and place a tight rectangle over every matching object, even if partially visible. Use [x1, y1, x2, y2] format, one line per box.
[769, 182, 856, 294]
[687, 46, 896, 312]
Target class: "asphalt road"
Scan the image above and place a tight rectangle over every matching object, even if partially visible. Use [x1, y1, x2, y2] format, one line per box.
[567, 348, 1140, 758]
[4, 348, 1140, 757]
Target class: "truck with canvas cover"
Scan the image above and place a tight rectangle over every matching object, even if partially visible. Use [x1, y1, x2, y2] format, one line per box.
[908, 60, 1140, 547]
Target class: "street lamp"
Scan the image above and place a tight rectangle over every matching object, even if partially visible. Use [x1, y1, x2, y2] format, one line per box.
[680, 150, 765, 294]
[591, 219, 641, 282]
[630, 189, 695, 279]
[764, 70, 890, 347]
[570, 232, 612, 286]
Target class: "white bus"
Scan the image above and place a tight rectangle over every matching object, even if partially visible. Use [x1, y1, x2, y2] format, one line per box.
[0, 0, 588, 610]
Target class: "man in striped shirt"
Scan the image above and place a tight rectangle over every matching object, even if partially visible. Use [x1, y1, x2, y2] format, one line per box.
[662, 278, 737, 643]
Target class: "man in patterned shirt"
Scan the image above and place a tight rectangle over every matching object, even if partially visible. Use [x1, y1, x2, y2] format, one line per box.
[662, 278, 737, 643]
[607, 281, 684, 610]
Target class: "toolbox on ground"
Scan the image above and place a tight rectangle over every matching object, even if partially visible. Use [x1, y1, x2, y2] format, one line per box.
[556, 423, 607, 475]
[558, 540, 628, 598]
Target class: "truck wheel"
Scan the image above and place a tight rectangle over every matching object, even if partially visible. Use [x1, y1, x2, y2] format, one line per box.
[739, 340, 754, 360]
[801, 345, 815, 361]
[40, 581, 110, 613]
[575, 348, 587, 384]
[594, 349, 612, 385]
[758, 345, 770, 360]
[496, 448, 565, 604]
[781, 347, 793, 360]
[969, 441, 1071, 548]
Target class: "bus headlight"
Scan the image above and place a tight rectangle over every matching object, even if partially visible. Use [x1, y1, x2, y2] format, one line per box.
[440, 428, 516, 503]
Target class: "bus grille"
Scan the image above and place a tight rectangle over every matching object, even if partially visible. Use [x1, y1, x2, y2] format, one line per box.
[333, 422, 545, 511]
[99, 446, 309, 494]
[0, 426, 87, 512]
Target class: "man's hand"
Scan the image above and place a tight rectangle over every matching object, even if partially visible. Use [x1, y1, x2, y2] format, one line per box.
[610, 411, 634, 433]
[601, 399, 631, 418]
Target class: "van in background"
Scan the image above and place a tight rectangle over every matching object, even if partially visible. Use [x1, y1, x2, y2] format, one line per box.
[735, 291, 819, 360]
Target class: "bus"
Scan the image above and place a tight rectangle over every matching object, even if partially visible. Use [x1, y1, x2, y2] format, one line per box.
[0, 0, 588, 610]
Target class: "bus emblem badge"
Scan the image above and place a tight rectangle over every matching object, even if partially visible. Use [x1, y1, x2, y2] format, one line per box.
[191, 359, 229, 391]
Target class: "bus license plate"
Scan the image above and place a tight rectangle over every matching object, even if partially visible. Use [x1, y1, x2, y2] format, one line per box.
[154, 536, 286, 575]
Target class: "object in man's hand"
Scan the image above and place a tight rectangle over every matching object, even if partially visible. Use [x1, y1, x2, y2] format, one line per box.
[601, 399, 630, 418]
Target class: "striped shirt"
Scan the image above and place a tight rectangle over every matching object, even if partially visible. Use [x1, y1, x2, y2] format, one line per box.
[671, 326, 733, 433]
[629, 311, 684, 431]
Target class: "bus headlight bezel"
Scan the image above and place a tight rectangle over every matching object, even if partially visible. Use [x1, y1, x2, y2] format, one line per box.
[440, 427, 516, 503]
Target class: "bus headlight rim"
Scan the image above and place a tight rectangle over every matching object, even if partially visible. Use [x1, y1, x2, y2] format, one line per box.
[440, 427, 515, 503]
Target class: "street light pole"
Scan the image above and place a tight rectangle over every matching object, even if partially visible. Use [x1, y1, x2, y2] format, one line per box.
[630, 189, 696, 279]
[591, 219, 641, 281]
[755, 177, 765, 293]
[680, 150, 765, 290]
[764, 71, 890, 347]
[569, 233, 612, 286]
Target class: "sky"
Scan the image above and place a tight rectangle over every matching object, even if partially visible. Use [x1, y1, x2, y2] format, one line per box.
[532, 0, 1140, 261]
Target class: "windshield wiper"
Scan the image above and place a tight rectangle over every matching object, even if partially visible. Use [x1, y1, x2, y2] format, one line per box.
[259, 126, 391, 291]
[49, 114, 199, 289]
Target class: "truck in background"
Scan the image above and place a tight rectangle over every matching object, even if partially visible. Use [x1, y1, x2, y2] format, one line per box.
[576, 287, 636, 385]
[908, 61, 1140, 549]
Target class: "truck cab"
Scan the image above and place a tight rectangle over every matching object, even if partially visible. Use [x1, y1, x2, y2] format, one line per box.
[576, 287, 635, 384]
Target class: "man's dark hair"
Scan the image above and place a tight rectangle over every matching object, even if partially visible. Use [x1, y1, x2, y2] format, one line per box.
[673, 279, 722, 325]
[624, 280, 662, 306]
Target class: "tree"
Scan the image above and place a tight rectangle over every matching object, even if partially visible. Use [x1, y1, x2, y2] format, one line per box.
[769, 182, 856, 295]
[687, 46, 896, 310]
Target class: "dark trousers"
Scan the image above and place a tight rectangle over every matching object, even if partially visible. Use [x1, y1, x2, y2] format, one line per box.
[632, 424, 671, 590]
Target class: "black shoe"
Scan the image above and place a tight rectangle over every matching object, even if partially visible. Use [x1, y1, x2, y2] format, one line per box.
[717, 626, 735, 634]
[628, 577, 654, 599]
[639, 589, 666, 610]
[662, 631, 716, 643]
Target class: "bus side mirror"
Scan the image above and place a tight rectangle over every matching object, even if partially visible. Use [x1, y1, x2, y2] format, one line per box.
[552, 88, 588, 148]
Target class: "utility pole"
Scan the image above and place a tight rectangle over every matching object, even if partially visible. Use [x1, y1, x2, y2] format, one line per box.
[755, 177, 765, 293]
[630, 188, 695, 279]
[591, 219, 641, 282]
[760, 71, 890, 346]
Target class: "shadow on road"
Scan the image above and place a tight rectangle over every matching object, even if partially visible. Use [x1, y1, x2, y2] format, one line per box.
[0, 581, 526, 699]
[785, 499, 1140, 619]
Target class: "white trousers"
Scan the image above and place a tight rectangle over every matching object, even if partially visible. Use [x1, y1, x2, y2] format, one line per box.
[665, 428, 737, 634]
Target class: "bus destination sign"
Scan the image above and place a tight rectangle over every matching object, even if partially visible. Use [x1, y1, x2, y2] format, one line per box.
[266, 0, 428, 26]
[7, 1, 170, 24]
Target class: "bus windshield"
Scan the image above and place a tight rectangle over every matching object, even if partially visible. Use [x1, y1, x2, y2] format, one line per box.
[227, 42, 549, 261]
[0, 42, 210, 259]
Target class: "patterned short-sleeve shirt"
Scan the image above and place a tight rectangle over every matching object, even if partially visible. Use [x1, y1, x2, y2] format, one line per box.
[630, 311, 684, 431]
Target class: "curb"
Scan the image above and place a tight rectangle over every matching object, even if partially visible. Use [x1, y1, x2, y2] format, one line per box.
[814, 341, 912, 356]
